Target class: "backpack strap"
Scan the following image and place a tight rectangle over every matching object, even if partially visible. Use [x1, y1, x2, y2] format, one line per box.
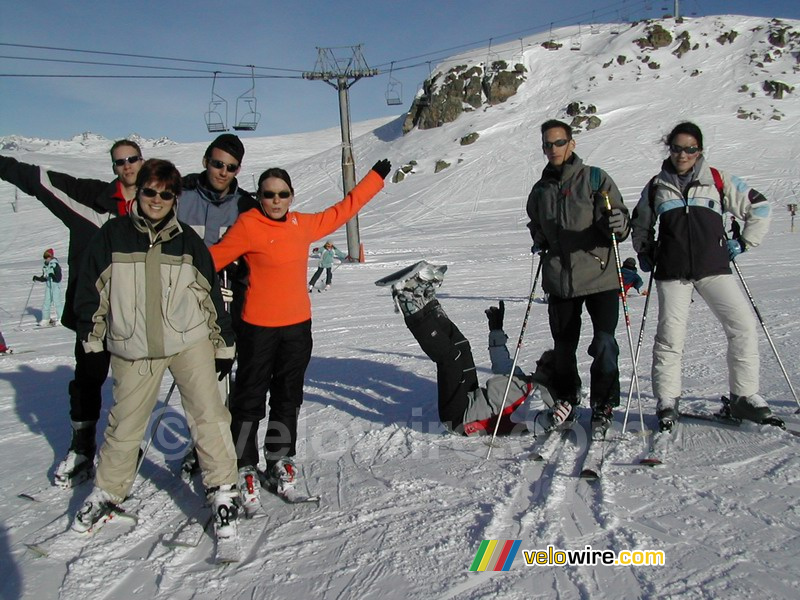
[589, 166, 602, 194]
[709, 166, 724, 207]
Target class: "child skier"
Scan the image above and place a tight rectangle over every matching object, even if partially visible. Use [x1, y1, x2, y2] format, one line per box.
[0, 330, 11, 354]
[33, 248, 64, 325]
[308, 241, 347, 292]
[621, 257, 647, 296]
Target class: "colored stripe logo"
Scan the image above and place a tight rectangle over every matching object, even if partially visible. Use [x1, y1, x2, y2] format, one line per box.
[469, 539, 521, 571]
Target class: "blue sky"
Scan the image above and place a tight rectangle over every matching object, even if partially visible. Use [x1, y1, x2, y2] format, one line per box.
[1, 0, 798, 143]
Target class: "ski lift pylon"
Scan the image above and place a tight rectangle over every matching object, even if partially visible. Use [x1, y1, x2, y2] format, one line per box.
[205, 71, 228, 133]
[233, 66, 260, 131]
[385, 62, 403, 106]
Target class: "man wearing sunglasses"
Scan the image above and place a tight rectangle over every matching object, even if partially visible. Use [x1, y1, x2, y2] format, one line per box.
[526, 119, 629, 436]
[175, 133, 258, 478]
[0, 140, 144, 487]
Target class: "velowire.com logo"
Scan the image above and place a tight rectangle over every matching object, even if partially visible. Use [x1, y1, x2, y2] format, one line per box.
[469, 539, 522, 572]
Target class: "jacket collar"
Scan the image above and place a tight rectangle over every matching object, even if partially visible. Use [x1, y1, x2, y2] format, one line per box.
[129, 200, 182, 243]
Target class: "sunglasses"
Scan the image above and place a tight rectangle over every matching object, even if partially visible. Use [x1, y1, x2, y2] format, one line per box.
[140, 187, 177, 201]
[542, 139, 570, 150]
[669, 144, 701, 155]
[208, 158, 239, 173]
[261, 190, 292, 199]
[112, 156, 142, 167]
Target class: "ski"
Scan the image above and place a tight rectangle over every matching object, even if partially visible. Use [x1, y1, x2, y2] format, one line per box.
[214, 526, 241, 564]
[26, 506, 138, 558]
[640, 426, 678, 466]
[373, 260, 447, 288]
[0, 349, 34, 357]
[679, 395, 788, 431]
[530, 421, 574, 462]
[580, 424, 610, 480]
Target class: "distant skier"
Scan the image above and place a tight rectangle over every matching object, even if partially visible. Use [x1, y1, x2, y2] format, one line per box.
[0, 330, 10, 354]
[631, 121, 773, 431]
[32, 248, 64, 326]
[379, 262, 573, 436]
[621, 257, 647, 296]
[729, 215, 741, 241]
[308, 241, 347, 292]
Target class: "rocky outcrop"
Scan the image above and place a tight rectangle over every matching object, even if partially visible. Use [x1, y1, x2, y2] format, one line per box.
[402, 62, 527, 133]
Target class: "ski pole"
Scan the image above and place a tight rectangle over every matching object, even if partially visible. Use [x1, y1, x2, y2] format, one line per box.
[18, 281, 36, 327]
[622, 268, 655, 433]
[602, 192, 645, 435]
[485, 254, 543, 459]
[730, 257, 800, 411]
[134, 379, 178, 480]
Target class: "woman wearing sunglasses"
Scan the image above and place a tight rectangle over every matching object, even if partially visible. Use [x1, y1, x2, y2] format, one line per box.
[73, 159, 239, 541]
[209, 158, 391, 512]
[630, 121, 774, 431]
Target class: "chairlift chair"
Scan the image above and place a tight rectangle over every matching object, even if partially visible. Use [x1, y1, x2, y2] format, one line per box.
[205, 72, 228, 133]
[233, 66, 261, 132]
[385, 62, 403, 106]
[570, 25, 583, 51]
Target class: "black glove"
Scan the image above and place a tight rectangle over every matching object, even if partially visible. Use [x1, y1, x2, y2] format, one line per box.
[215, 358, 234, 381]
[371, 159, 392, 180]
[637, 253, 653, 273]
[602, 208, 627, 237]
[32, 275, 45, 282]
[485, 300, 505, 331]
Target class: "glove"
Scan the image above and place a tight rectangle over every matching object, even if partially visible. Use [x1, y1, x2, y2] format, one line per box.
[530, 238, 548, 255]
[637, 253, 653, 273]
[603, 208, 627, 237]
[215, 358, 234, 381]
[727, 239, 745, 261]
[485, 300, 505, 331]
[371, 159, 392, 180]
[32, 275, 45, 282]
[220, 286, 233, 304]
[640, 290, 649, 297]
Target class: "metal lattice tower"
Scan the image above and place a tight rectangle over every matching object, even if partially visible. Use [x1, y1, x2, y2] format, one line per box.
[303, 46, 379, 261]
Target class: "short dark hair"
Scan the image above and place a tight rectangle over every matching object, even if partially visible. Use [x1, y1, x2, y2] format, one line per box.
[541, 119, 573, 140]
[257, 167, 294, 195]
[665, 121, 703, 149]
[204, 133, 245, 164]
[109, 139, 142, 159]
[136, 159, 182, 196]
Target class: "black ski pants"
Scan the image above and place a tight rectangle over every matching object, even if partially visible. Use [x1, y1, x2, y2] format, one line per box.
[309, 267, 333, 287]
[547, 289, 620, 408]
[229, 319, 312, 468]
[405, 300, 479, 431]
[69, 336, 111, 423]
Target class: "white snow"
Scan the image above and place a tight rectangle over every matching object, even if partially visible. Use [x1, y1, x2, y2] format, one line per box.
[1, 15, 799, 599]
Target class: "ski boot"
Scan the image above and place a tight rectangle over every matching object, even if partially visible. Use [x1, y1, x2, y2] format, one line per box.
[208, 484, 239, 540]
[265, 457, 298, 497]
[72, 487, 120, 533]
[590, 404, 614, 441]
[54, 420, 96, 488]
[724, 394, 783, 427]
[548, 400, 576, 431]
[237, 466, 262, 518]
[656, 397, 680, 432]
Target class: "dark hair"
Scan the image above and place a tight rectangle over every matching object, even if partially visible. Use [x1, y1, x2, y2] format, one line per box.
[109, 139, 142, 159]
[136, 159, 182, 196]
[204, 133, 245, 164]
[541, 119, 573, 140]
[257, 168, 294, 195]
[665, 121, 704, 149]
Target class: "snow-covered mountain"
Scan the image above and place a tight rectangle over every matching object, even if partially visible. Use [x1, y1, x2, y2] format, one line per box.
[1, 15, 799, 599]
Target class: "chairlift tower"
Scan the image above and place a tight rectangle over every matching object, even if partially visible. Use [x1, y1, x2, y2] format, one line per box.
[303, 45, 378, 261]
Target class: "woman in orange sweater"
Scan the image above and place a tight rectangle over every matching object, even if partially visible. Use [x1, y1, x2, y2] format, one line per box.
[210, 159, 390, 511]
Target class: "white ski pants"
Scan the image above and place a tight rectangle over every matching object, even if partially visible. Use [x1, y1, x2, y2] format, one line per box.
[96, 339, 237, 502]
[652, 274, 759, 401]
